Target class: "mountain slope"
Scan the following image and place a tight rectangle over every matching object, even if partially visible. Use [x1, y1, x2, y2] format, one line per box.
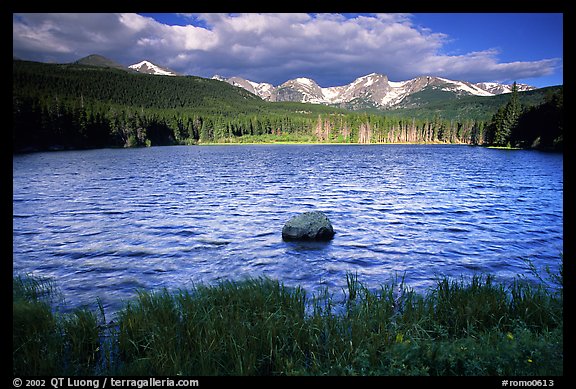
[13, 59, 343, 118]
[213, 75, 274, 99]
[74, 54, 130, 71]
[383, 85, 562, 121]
[13, 59, 263, 114]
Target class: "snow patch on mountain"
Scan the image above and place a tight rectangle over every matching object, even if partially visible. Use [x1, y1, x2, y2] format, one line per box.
[475, 82, 534, 95]
[436, 77, 494, 97]
[213, 75, 275, 100]
[129, 61, 178, 76]
[294, 78, 315, 87]
[321, 87, 342, 102]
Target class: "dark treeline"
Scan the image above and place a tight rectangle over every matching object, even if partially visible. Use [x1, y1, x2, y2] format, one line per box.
[484, 83, 563, 151]
[13, 60, 562, 152]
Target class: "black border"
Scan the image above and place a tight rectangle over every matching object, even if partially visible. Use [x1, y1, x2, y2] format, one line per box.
[7, 0, 572, 383]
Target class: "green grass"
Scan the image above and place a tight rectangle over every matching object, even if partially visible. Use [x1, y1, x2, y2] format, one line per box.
[13, 275, 62, 375]
[13, 262, 563, 376]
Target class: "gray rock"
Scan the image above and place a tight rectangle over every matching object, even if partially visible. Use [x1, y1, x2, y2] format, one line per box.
[282, 211, 335, 241]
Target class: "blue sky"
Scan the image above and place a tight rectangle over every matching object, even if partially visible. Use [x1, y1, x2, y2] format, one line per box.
[412, 14, 563, 60]
[13, 13, 563, 88]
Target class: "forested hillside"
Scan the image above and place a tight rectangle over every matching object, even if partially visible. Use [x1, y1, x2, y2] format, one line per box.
[13, 60, 562, 151]
[383, 86, 562, 121]
[484, 84, 563, 150]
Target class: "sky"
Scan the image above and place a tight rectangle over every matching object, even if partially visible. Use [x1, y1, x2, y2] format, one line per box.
[12, 13, 563, 88]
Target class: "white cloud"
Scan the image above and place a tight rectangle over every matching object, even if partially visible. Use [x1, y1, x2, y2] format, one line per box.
[414, 48, 559, 83]
[167, 25, 218, 51]
[118, 13, 154, 32]
[13, 13, 561, 86]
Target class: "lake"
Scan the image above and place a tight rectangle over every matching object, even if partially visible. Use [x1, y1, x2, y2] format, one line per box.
[13, 145, 563, 315]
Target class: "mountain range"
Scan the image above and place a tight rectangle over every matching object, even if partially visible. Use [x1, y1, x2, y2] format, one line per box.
[212, 73, 535, 110]
[72, 54, 536, 111]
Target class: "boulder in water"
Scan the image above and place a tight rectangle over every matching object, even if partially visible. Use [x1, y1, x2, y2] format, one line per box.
[282, 211, 335, 241]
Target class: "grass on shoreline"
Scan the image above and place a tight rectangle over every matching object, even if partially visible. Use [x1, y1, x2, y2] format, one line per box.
[13, 266, 563, 376]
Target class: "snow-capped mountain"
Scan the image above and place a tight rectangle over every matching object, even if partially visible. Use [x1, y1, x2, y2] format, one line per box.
[272, 77, 325, 103]
[213, 73, 536, 109]
[129, 60, 178, 76]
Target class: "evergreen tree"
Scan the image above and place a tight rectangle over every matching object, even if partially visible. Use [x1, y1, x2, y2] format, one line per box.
[493, 82, 520, 146]
[510, 88, 563, 150]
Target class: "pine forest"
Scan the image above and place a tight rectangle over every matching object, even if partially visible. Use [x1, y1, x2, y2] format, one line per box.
[13, 60, 563, 152]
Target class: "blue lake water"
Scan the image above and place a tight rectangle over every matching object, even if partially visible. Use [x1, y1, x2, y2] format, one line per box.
[13, 145, 563, 315]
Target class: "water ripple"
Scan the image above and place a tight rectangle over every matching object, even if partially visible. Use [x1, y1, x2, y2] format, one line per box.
[13, 145, 563, 315]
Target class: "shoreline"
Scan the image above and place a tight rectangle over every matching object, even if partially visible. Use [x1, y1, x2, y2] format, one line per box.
[196, 140, 472, 146]
[15, 141, 561, 153]
[486, 145, 524, 150]
[13, 267, 563, 376]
